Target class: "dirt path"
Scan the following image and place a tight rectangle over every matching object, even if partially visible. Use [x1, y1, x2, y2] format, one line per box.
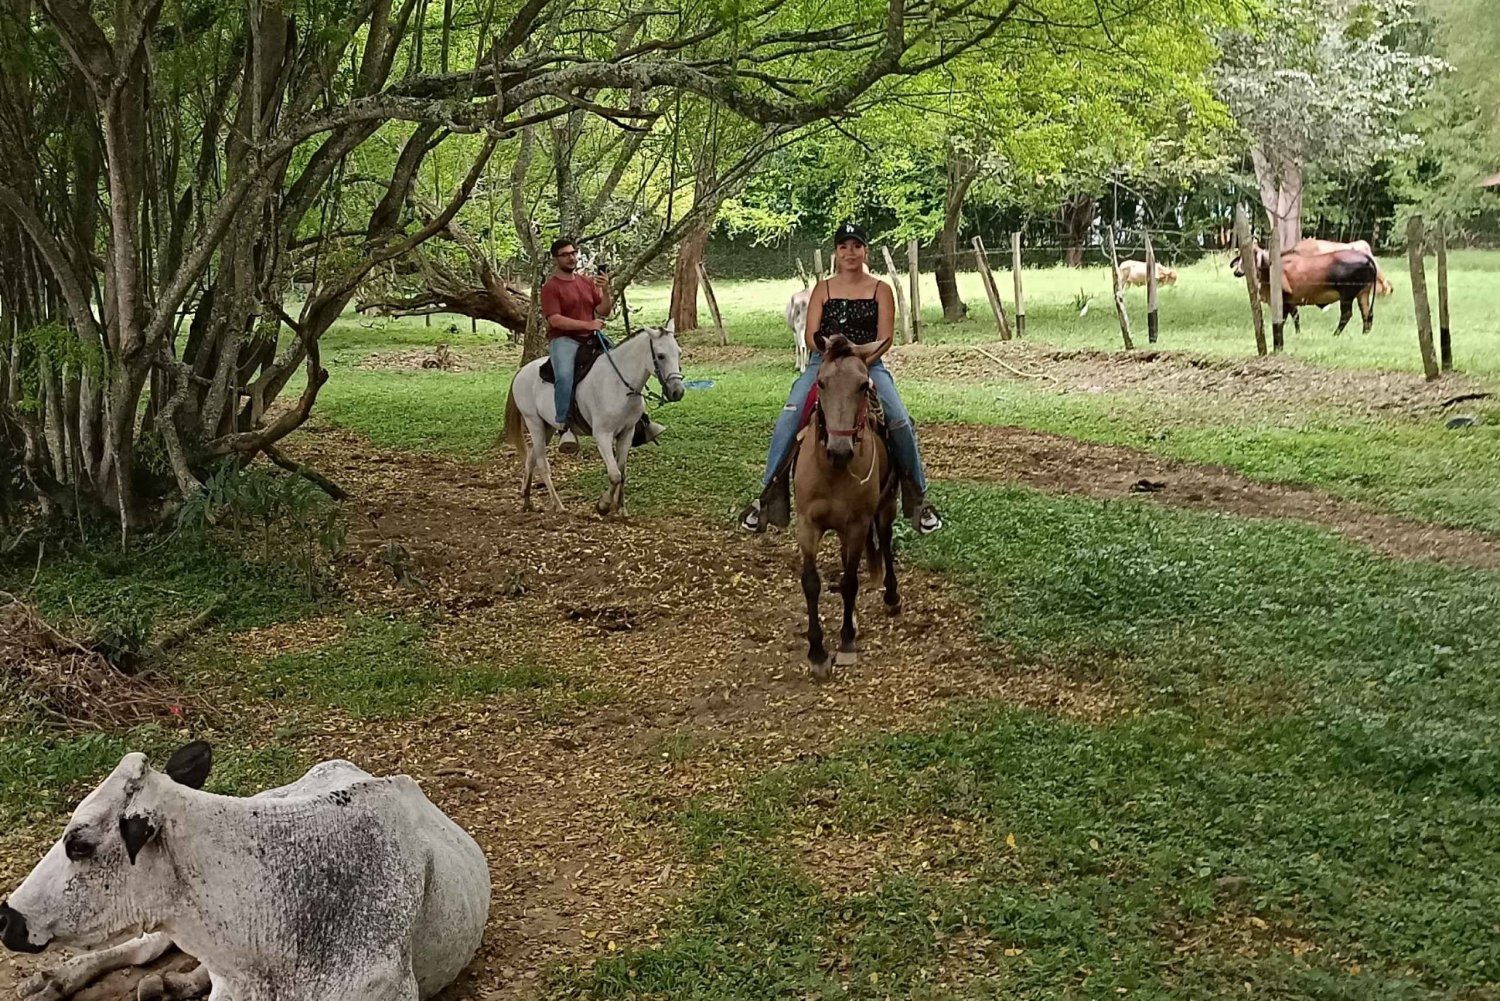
[923, 423, 1500, 569]
[0, 427, 1113, 1001]
[5, 416, 1496, 1000]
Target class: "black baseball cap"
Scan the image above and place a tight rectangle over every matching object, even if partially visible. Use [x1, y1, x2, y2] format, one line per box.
[833, 221, 869, 246]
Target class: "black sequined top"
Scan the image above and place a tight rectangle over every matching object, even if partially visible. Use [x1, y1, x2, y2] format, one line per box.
[816, 284, 880, 345]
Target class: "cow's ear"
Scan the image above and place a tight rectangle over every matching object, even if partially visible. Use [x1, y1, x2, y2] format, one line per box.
[164, 741, 213, 790]
[119, 814, 159, 865]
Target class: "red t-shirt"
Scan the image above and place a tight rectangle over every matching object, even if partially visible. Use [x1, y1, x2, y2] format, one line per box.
[540, 274, 602, 341]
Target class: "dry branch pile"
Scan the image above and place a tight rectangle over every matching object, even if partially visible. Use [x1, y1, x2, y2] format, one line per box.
[0, 595, 191, 728]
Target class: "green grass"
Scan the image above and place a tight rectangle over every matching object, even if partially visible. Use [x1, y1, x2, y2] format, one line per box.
[555, 486, 1500, 1000]
[2, 531, 315, 635]
[243, 615, 562, 720]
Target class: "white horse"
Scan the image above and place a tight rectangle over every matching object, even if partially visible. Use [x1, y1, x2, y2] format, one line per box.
[503, 324, 684, 516]
[785, 289, 811, 373]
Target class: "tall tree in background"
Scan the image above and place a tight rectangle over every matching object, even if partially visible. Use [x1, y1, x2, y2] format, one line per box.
[0, 0, 1021, 530]
[1215, 0, 1440, 247]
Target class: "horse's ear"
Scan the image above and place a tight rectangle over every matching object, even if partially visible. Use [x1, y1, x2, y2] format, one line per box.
[852, 341, 881, 363]
[664, 318, 676, 335]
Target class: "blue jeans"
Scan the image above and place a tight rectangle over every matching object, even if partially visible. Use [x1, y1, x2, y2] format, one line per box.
[549, 337, 580, 427]
[761, 354, 927, 493]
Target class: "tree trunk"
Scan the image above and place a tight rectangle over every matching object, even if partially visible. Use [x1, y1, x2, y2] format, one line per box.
[1062, 193, 1095, 267]
[1252, 147, 1303, 249]
[669, 225, 708, 332]
[669, 153, 719, 333]
[935, 149, 978, 322]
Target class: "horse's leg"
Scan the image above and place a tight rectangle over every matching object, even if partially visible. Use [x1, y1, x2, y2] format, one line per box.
[612, 430, 631, 517]
[836, 525, 865, 667]
[879, 507, 901, 616]
[1360, 286, 1374, 334]
[801, 547, 829, 679]
[527, 416, 565, 512]
[519, 433, 536, 511]
[595, 430, 623, 516]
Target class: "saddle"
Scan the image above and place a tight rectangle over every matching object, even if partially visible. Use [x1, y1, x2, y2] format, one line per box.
[540, 335, 605, 386]
[760, 385, 912, 529]
[539, 335, 653, 446]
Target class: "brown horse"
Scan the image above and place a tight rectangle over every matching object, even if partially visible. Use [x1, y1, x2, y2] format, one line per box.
[793, 335, 901, 681]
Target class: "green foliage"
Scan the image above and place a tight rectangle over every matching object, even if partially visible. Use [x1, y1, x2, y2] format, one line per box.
[178, 465, 347, 597]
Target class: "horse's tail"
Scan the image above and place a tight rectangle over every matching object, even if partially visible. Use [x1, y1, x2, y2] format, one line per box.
[503, 376, 525, 454]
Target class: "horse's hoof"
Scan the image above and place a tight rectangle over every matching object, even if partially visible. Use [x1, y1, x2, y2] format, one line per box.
[886, 600, 903, 617]
[810, 657, 833, 682]
[835, 649, 859, 667]
[596, 501, 612, 516]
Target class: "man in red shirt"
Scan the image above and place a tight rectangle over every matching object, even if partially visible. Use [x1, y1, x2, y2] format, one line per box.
[539, 237, 665, 454]
[540, 237, 611, 453]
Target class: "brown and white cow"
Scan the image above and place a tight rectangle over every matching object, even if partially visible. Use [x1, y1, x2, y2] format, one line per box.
[1233, 244, 1378, 336]
[1291, 239, 1393, 296]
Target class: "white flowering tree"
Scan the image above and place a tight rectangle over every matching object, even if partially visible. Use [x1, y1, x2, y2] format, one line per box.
[1215, 0, 1442, 246]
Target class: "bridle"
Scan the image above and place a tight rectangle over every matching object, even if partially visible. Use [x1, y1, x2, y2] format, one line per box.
[600, 329, 682, 403]
[815, 371, 875, 449]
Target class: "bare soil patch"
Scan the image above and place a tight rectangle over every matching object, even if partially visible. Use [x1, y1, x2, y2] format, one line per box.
[923, 423, 1500, 569]
[892, 342, 1492, 419]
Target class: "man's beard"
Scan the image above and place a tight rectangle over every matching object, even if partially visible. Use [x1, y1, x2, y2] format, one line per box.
[560, 262, 577, 273]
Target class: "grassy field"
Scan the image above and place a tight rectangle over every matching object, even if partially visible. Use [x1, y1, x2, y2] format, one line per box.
[3, 253, 1500, 999]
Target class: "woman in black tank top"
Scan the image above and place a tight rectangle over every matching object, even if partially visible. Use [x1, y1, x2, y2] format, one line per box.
[741, 222, 942, 535]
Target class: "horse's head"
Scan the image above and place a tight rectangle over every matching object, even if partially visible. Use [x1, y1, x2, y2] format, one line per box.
[646, 320, 685, 402]
[815, 335, 877, 470]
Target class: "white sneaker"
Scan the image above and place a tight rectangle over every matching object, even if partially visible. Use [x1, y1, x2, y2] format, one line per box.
[559, 430, 579, 454]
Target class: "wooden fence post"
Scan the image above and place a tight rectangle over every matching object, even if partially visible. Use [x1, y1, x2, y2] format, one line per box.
[1407, 214, 1440, 381]
[1144, 230, 1159, 345]
[795, 258, 810, 290]
[696, 260, 728, 347]
[906, 239, 922, 343]
[1267, 217, 1285, 353]
[1102, 226, 1134, 350]
[971, 236, 1012, 340]
[813, 249, 825, 282]
[882, 246, 912, 344]
[1234, 205, 1267, 356]
[1436, 219, 1452, 371]
[1011, 231, 1026, 339]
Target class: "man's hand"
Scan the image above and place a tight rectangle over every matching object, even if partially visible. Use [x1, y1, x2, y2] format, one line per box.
[590, 318, 606, 331]
[593, 273, 610, 291]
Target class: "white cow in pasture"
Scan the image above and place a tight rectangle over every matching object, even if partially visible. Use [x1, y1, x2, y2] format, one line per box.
[1116, 260, 1178, 288]
[785, 289, 812, 372]
[1, 743, 489, 1001]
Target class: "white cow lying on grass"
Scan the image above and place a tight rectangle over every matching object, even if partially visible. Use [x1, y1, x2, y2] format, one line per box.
[1, 743, 489, 1001]
[785, 289, 811, 373]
